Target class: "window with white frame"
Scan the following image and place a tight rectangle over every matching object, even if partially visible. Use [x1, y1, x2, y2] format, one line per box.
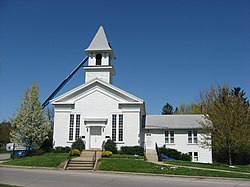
[112, 114, 123, 142]
[75, 114, 81, 140]
[112, 115, 117, 141]
[188, 130, 198, 144]
[69, 114, 74, 141]
[165, 130, 174, 144]
[194, 152, 198, 161]
[118, 114, 123, 141]
[68, 114, 81, 141]
[189, 152, 199, 161]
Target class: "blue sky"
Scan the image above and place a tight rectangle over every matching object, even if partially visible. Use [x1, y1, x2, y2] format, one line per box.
[0, 0, 249, 121]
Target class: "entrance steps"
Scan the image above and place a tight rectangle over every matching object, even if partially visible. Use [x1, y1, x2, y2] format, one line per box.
[146, 149, 158, 162]
[66, 150, 102, 170]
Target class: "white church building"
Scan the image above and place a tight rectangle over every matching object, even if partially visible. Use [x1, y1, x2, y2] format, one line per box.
[51, 26, 212, 163]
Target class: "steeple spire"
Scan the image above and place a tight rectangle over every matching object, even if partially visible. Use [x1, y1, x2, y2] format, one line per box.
[85, 26, 114, 59]
[83, 26, 115, 84]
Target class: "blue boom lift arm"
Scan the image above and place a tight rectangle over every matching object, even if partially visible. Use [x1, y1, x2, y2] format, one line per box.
[42, 56, 89, 109]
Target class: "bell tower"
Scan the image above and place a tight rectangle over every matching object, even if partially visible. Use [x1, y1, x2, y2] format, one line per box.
[84, 26, 115, 84]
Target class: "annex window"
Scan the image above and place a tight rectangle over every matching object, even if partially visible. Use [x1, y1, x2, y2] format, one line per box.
[75, 114, 81, 140]
[69, 114, 74, 141]
[96, 53, 102, 65]
[165, 130, 174, 144]
[112, 115, 117, 141]
[194, 152, 198, 161]
[188, 130, 198, 144]
[112, 114, 124, 142]
[189, 152, 198, 162]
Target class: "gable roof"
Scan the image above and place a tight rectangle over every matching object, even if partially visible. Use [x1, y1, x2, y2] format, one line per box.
[85, 26, 115, 59]
[50, 78, 144, 107]
[145, 115, 206, 129]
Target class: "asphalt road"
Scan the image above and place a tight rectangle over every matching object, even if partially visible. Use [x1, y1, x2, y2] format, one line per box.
[0, 167, 249, 187]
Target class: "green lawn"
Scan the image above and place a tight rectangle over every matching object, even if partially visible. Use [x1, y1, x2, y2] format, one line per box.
[99, 158, 250, 179]
[163, 160, 250, 173]
[110, 154, 144, 159]
[0, 184, 20, 187]
[1, 153, 69, 167]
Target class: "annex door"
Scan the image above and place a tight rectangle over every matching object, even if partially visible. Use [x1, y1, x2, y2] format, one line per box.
[90, 126, 102, 149]
[146, 133, 152, 149]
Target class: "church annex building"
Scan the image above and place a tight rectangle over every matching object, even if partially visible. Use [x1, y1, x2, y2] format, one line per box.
[51, 26, 212, 163]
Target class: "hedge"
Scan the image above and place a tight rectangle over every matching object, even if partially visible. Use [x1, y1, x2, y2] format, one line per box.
[120, 146, 144, 156]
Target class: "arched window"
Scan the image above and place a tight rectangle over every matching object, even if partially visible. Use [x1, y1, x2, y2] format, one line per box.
[96, 54, 102, 65]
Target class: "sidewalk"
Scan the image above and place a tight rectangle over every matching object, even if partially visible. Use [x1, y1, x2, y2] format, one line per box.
[0, 153, 10, 161]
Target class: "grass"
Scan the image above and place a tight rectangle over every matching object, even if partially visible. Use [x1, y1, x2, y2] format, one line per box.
[163, 160, 250, 173]
[110, 154, 144, 159]
[98, 158, 250, 179]
[1, 153, 69, 167]
[0, 184, 20, 187]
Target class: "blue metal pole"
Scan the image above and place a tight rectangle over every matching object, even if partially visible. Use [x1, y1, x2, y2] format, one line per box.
[42, 56, 89, 108]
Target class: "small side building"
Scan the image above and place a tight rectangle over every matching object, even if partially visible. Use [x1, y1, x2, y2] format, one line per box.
[145, 115, 212, 163]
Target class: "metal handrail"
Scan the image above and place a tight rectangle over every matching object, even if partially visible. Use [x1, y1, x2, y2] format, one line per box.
[155, 143, 162, 161]
[93, 151, 97, 167]
[101, 140, 106, 151]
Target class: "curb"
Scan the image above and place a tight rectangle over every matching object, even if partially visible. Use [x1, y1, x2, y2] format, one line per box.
[0, 164, 249, 181]
[95, 170, 250, 181]
[0, 164, 59, 170]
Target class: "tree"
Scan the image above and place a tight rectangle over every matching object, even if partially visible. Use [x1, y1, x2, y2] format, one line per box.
[162, 103, 174, 115]
[199, 84, 250, 165]
[0, 121, 12, 145]
[10, 83, 51, 149]
[175, 102, 201, 114]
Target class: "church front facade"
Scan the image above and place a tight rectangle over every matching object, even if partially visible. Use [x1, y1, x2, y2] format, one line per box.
[51, 26, 145, 150]
[51, 26, 212, 163]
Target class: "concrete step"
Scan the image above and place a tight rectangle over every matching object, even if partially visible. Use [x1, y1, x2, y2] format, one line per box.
[68, 163, 93, 167]
[81, 152, 95, 156]
[66, 159, 94, 170]
[72, 157, 93, 161]
[69, 160, 93, 163]
[66, 166, 93, 170]
[146, 149, 159, 162]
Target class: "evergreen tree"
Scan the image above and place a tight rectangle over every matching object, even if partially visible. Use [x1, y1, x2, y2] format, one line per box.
[10, 83, 51, 148]
[162, 103, 174, 115]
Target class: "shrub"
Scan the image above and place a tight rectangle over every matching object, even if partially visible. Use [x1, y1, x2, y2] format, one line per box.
[26, 149, 45, 156]
[159, 147, 191, 161]
[101, 151, 113, 157]
[40, 138, 53, 152]
[180, 153, 192, 161]
[69, 149, 80, 156]
[120, 146, 144, 156]
[104, 139, 117, 154]
[53, 146, 71, 153]
[71, 138, 85, 151]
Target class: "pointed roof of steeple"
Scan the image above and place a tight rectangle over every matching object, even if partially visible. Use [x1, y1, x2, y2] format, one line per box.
[85, 26, 115, 59]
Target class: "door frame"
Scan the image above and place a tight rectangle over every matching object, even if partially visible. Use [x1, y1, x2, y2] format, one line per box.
[89, 126, 104, 149]
[145, 133, 152, 149]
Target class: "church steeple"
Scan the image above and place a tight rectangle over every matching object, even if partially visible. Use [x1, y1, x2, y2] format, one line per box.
[83, 26, 115, 84]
